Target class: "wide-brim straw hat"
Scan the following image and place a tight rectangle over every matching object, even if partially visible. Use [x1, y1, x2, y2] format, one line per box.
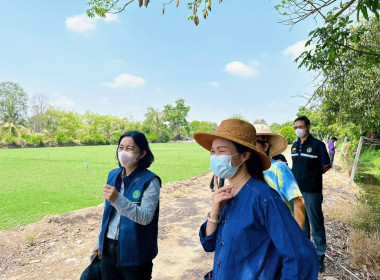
[193, 119, 271, 170]
[254, 124, 288, 158]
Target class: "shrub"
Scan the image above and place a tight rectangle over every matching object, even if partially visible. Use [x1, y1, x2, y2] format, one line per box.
[55, 132, 74, 146]
[82, 134, 108, 145]
[4, 134, 16, 145]
[110, 132, 123, 144]
[280, 126, 296, 144]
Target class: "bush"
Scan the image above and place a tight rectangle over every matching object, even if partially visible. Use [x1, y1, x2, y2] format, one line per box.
[55, 132, 74, 146]
[110, 132, 124, 144]
[4, 134, 16, 145]
[21, 134, 43, 147]
[280, 126, 296, 144]
[81, 134, 108, 145]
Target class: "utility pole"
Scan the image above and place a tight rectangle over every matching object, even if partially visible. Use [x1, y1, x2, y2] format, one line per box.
[349, 136, 364, 187]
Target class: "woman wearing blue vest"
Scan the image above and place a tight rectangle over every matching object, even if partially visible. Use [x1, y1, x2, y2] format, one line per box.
[194, 119, 318, 280]
[93, 131, 161, 280]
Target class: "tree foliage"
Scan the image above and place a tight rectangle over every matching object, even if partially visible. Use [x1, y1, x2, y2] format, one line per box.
[0, 82, 29, 136]
[280, 126, 296, 144]
[163, 99, 190, 140]
[0, 86, 208, 147]
[299, 20, 380, 136]
[189, 120, 217, 134]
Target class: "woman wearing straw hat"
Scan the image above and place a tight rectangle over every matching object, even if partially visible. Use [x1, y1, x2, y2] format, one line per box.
[194, 119, 318, 280]
[254, 124, 305, 230]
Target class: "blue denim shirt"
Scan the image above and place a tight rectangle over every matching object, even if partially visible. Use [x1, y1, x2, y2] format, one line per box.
[199, 178, 318, 280]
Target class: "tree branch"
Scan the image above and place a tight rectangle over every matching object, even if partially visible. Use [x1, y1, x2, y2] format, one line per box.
[108, 0, 135, 14]
[325, 0, 356, 22]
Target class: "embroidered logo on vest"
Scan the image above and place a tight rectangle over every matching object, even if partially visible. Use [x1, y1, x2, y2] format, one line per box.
[133, 190, 141, 199]
[307, 147, 312, 153]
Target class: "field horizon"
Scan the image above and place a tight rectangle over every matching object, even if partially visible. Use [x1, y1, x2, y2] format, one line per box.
[0, 143, 210, 230]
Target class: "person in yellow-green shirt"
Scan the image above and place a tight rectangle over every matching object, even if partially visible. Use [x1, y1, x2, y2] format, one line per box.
[254, 124, 305, 229]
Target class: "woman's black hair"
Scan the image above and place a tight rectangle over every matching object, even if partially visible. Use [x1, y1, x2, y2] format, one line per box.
[231, 141, 265, 181]
[116, 131, 154, 169]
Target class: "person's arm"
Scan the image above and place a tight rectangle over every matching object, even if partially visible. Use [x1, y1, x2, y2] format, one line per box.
[291, 196, 305, 230]
[199, 220, 218, 252]
[111, 177, 161, 225]
[318, 142, 331, 173]
[275, 162, 305, 229]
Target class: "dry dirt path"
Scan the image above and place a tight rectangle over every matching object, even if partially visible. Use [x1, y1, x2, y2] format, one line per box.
[0, 170, 370, 279]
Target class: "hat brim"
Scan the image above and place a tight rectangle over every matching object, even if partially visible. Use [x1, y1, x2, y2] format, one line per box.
[193, 132, 271, 170]
[256, 132, 288, 158]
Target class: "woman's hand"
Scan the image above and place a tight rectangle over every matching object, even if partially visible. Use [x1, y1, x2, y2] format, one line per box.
[103, 184, 119, 203]
[205, 176, 234, 236]
[92, 247, 101, 260]
[209, 176, 234, 219]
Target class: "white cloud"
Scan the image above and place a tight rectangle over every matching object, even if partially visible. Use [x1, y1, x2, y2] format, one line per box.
[210, 81, 220, 88]
[223, 61, 259, 78]
[52, 96, 76, 109]
[283, 40, 315, 60]
[65, 14, 97, 33]
[65, 13, 119, 33]
[103, 73, 146, 88]
[103, 13, 118, 22]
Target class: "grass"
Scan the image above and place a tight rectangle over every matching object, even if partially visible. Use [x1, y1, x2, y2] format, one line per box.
[0, 143, 210, 230]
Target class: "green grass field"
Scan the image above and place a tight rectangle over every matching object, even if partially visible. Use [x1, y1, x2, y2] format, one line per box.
[0, 143, 210, 230]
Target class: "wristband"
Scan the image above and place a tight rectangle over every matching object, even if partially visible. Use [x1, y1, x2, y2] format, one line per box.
[207, 212, 221, 224]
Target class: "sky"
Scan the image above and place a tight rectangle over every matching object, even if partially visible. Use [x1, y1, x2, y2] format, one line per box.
[0, 0, 317, 126]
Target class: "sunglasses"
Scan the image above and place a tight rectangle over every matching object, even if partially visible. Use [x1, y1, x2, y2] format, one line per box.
[256, 140, 269, 145]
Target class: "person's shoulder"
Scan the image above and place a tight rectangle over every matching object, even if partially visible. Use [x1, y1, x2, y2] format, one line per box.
[246, 178, 279, 198]
[109, 167, 122, 176]
[271, 160, 289, 171]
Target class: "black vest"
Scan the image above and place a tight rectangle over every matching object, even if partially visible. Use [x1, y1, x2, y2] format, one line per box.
[291, 135, 323, 193]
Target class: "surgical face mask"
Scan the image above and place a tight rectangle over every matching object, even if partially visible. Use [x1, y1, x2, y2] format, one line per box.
[210, 153, 243, 179]
[118, 151, 140, 168]
[295, 128, 307, 138]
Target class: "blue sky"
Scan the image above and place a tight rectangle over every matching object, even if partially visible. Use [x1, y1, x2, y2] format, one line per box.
[0, 0, 317, 125]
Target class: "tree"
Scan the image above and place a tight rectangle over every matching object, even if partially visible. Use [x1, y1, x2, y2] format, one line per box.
[254, 119, 268, 125]
[142, 107, 168, 142]
[229, 114, 246, 121]
[280, 126, 296, 144]
[163, 99, 190, 140]
[298, 20, 380, 137]
[189, 120, 217, 135]
[29, 94, 49, 133]
[0, 82, 29, 136]
[87, 0, 379, 27]
[269, 122, 282, 134]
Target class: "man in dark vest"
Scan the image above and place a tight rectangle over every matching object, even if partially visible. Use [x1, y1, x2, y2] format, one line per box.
[291, 116, 331, 273]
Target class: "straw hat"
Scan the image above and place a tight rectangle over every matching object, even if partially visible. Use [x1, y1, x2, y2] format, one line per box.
[193, 119, 271, 170]
[254, 124, 288, 158]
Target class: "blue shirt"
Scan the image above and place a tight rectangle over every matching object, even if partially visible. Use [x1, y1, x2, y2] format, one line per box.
[199, 178, 318, 280]
[296, 137, 330, 168]
[264, 159, 302, 212]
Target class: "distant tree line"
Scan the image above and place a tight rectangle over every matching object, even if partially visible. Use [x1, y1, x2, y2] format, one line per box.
[0, 82, 221, 148]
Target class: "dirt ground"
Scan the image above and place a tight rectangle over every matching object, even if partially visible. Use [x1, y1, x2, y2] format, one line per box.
[0, 170, 375, 280]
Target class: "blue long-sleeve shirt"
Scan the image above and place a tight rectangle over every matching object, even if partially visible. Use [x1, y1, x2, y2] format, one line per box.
[199, 178, 318, 280]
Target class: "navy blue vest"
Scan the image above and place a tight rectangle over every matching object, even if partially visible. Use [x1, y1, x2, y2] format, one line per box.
[99, 167, 160, 266]
[291, 135, 323, 193]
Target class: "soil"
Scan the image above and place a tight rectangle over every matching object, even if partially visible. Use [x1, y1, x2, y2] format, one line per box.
[0, 170, 375, 280]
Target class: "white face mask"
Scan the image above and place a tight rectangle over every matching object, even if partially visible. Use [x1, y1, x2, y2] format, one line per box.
[295, 128, 307, 138]
[118, 151, 140, 168]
